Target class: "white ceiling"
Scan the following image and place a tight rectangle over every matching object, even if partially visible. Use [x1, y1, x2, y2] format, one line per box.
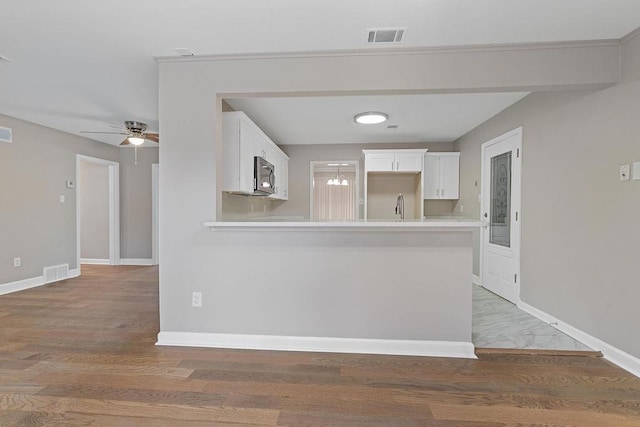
[1, 1, 639, 146]
[226, 93, 529, 145]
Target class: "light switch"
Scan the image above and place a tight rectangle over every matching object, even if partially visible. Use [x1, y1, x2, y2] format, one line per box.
[620, 164, 630, 181]
[60, 195, 65, 203]
[632, 162, 640, 180]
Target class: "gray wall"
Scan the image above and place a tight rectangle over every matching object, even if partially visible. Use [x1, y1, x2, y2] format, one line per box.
[0, 114, 119, 283]
[119, 147, 159, 259]
[0, 113, 158, 285]
[79, 161, 110, 260]
[158, 42, 619, 342]
[453, 33, 640, 359]
[274, 142, 453, 218]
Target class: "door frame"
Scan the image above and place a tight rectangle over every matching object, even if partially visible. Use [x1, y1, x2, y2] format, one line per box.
[309, 160, 360, 220]
[152, 163, 159, 265]
[479, 127, 522, 303]
[76, 155, 120, 271]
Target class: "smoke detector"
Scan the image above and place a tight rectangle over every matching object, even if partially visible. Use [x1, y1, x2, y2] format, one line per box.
[367, 28, 406, 44]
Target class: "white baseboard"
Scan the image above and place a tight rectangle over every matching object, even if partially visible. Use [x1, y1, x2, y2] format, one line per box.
[156, 331, 477, 359]
[518, 301, 640, 378]
[0, 267, 81, 296]
[80, 258, 110, 265]
[120, 258, 153, 266]
[472, 274, 481, 286]
[0, 275, 45, 296]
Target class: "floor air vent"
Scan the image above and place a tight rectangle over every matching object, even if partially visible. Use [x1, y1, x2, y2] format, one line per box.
[43, 264, 69, 284]
[367, 28, 406, 44]
[0, 126, 12, 143]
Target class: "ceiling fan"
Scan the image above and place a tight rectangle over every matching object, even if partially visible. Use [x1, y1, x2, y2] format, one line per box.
[80, 121, 159, 146]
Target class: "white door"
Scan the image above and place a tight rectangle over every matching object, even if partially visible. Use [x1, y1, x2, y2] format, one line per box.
[481, 127, 522, 304]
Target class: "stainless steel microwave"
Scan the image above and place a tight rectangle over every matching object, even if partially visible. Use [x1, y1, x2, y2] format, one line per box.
[254, 156, 275, 195]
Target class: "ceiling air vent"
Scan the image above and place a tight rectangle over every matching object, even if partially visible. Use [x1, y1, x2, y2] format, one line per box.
[367, 28, 406, 44]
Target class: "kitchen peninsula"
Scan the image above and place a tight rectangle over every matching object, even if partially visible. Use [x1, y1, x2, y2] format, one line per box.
[162, 217, 483, 359]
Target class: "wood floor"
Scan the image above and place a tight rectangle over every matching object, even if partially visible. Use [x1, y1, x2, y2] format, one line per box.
[0, 266, 639, 426]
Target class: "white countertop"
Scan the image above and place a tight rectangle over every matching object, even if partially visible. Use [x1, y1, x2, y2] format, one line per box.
[203, 218, 485, 231]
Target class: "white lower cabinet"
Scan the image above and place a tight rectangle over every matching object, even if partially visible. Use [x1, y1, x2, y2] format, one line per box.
[423, 153, 460, 199]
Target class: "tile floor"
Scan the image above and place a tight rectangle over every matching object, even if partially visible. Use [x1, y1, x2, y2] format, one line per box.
[473, 284, 592, 351]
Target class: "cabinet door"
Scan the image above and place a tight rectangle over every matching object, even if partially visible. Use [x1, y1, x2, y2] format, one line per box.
[366, 152, 395, 172]
[440, 155, 460, 199]
[279, 156, 289, 200]
[238, 120, 256, 194]
[423, 155, 440, 199]
[395, 152, 423, 172]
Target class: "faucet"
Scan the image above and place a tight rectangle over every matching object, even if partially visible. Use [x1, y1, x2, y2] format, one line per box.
[395, 193, 405, 220]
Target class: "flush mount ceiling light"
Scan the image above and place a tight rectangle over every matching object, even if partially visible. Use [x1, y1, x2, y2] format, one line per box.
[354, 111, 388, 125]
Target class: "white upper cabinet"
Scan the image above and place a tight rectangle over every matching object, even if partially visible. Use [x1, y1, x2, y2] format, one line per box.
[269, 150, 289, 201]
[363, 149, 426, 173]
[423, 153, 460, 199]
[222, 111, 288, 197]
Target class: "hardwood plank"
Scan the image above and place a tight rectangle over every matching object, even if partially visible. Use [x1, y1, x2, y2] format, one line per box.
[0, 394, 280, 425]
[430, 402, 640, 426]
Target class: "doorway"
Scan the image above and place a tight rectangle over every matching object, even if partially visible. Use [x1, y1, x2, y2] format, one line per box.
[76, 155, 120, 269]
[152, 163, 159, 265]
[480, 127, 522, 304]
[309, 161, 359, 221]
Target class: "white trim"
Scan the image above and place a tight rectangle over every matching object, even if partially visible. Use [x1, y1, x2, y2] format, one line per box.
[80, 258, 110, 265]
[156, 331, 477, 359]
[152, 163, 159, 265]
[0, 275, 44, 296]
[0, 268, 79, 296]
[518, 301, 640, 378]
[120, 258, 154, 266]
[76, 155, 120, 269]
[155, 39, 620, 63]
[472, 274, 481, 286]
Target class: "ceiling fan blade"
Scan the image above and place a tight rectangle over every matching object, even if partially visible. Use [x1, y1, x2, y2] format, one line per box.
[80, 131, 130, 135]
[145, 133, 159, 143]
[120, 138, 131, 146]
[110, 125, 129, 131]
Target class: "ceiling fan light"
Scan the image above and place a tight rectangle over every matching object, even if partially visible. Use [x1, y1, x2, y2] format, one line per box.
[354, 111, 388, 125]
[128, 136, 145, 145]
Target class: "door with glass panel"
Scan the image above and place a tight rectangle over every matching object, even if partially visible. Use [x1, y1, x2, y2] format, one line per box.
[481, 127, 522, 304]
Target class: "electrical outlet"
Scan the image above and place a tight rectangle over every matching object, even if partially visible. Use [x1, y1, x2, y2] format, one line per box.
[13, 257, 21, 268]
[192, 291, 202, 307]
[620, 164, 630, 181]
